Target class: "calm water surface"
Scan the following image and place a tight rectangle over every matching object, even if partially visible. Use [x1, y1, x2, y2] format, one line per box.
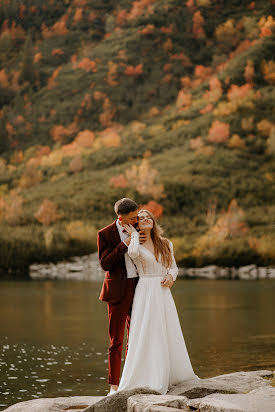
[0, 279, 274, 409]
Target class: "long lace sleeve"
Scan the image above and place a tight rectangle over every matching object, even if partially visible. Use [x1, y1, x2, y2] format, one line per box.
[127, 231, 140, 259]
[168, 240, 178, 281]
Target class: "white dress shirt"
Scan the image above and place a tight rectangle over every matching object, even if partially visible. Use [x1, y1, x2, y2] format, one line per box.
[116, 220, 138, 279]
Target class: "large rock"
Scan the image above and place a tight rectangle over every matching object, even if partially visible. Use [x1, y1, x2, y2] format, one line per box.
[2, 396, 104, 412]
[128, 370, 275, 412]
[3, 370, 274, 412]
[83, 388, 161, 412]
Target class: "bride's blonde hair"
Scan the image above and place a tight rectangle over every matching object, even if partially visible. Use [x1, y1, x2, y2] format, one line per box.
[138, 209, 172, 268]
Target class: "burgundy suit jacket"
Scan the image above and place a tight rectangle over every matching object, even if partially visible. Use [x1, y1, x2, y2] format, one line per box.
[98, 221, 137, 304]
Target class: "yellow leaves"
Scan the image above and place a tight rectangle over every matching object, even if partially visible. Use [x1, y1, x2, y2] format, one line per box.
[0, 69, 9, 88]
[129, 121, 146, 135]
[10, 151, 24, 165]
[257, 119, 273, 136]
[65, 220, 97, 244]
[110, 158, 165, 200]
[261, 60, 275, 85]
[258, 16, 275, 37]
[41, 15, 68, 39]
[18, 165, 42, 188]
[35, 199, 63, 225]
[107, 61, 119, 86]
[228, 134, 246, 149]
[126, 158, 164, 200]
[0, 192, 23, 226]
[264, 172, 273, 181]
[44, 227, 54, 250]
[98, 127, 121, 148]
[147, 124, 165, 137]
[215, 19, 239, 45]
[193, 199, 248, 257]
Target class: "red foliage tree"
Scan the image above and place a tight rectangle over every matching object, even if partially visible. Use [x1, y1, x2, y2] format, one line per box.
[207, 121, 230, 143]
[124, 64, 143, 76]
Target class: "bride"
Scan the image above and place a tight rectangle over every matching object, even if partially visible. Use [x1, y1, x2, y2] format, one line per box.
[117, 209, 199, 395]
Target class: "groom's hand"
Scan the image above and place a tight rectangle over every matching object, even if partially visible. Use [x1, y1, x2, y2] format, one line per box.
[161, 274, 174, 288]
[139, 230, 147, 244]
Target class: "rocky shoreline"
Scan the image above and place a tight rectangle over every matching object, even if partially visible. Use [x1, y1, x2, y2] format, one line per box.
[29, 252, 275, 281]
[2, 369, 275, 411]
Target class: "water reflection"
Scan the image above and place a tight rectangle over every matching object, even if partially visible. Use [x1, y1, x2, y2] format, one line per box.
[0, 279, 274, 410]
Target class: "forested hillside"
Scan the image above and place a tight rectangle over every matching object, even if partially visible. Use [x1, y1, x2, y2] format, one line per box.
[0, 0, 275, 273]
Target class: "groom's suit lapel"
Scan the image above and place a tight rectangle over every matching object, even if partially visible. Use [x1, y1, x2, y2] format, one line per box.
[110, 220, 121, 245]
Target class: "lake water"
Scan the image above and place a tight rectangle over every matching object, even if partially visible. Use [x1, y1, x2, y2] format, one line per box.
[0, 279, 274, 410]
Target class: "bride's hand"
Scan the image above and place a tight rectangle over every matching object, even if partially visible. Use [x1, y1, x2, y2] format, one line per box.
[123, 224, 138, 235]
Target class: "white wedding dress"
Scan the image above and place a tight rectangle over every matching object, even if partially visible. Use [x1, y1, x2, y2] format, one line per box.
[117, 232, 199, 395]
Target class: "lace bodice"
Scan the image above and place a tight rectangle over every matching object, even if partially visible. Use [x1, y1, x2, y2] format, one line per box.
[127, 232, 178, 281]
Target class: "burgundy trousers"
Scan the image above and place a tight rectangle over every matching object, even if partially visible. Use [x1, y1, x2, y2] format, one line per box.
[107, 278, 136, 385]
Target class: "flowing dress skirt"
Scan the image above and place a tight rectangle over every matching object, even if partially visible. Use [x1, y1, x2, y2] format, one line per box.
[118, 276, 198, 395]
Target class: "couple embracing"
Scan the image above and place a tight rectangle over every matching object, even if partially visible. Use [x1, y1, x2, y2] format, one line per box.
[97, 198, 199, 396]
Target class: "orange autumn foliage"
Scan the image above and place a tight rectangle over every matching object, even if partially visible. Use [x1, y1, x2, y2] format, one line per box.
[48, 66, 62, 89]
[244, 59, 254, 84]
[163, 38, 173, 52]
[35, 199, 63, 225]
[160, 24, 173, 34]
[41, 15, 68, 39]
[170, 52, 192, 66]
[261, 60, 275, 85]
[227, 83, 252, 102]
[207, 121, 230, 144]
[142, 200, 163, 219]
[0, 69, 9, 88]
[200, 103, 213, 114]
[109, 174, 128, 188]
[138, 24, 155, 35]
[73, 8, 83, 25]
[74, 130, 94, 147]
[192, 11, 206, 39]
[176, 90, 192, 110]
[50, 121, 78, 143]
[77, 58, 97, 72]
[127, 0, 157, 21]
[203, 76, 222, 103]
[52, 48, 64, 56]
[228, 134, 246, 149]
[99, 98, 116, 127]
[193, 199, 248, 256]
[125, 158, 165, 200]
[124, 64, 143, 76]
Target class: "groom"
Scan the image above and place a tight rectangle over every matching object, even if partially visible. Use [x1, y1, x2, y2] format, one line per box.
[97, 198, 143, 394]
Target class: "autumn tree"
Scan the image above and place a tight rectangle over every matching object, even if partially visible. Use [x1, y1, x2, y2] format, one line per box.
[35, 199, 63, 225]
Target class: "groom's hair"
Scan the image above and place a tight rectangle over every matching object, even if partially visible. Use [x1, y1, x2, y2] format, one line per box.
[114, 198, 138, 215]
